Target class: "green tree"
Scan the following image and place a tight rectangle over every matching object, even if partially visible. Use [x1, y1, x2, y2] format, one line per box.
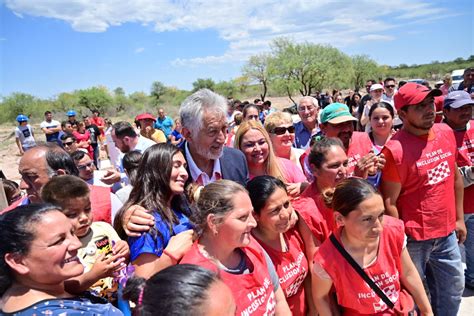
[192, 78, 215, 92]
[150, 81, 167, 105]
[351, 54, 379, 90]
[243, 53, 271, 101]
[0, 93, 47, 123]
[113, 87, 129, 112]
[77, 86, 113, 114]
[214, 81, 236, 98]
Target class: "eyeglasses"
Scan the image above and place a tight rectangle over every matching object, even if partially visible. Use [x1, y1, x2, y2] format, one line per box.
[272, 126, 295, 135]
[62, 141, 74, 146]
[297, 106, 315, 112]
[77, 161, 94, 170]
[386, 85, 396, 88]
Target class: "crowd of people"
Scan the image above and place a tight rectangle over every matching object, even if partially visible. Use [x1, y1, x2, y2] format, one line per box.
[1, 67, 473, 315]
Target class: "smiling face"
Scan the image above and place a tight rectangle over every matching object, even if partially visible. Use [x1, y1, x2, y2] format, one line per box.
[76, 154, 96, 181]
[216, 191, 257, 249]
[337, 194, 384, 243]
[169, 152, 189, 196]
[321, 120, 354, 150]
[62, 196, 93, 238]
[370, 107, 393, 137]
[15, 211, 83, 285]
[186, 110, 227, 161]
[240, 128, 269, 169]
[254, 187, 293, 235]
[297, 99, 318, 127]
[313, 145, 348, 190]
[269, 123, 295, 155]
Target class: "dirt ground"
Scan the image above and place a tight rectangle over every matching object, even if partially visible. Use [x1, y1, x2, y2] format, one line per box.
[0, 101, 473, 314]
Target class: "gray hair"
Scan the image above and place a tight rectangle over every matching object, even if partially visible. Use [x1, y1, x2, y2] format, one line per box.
[179, 89, 228, 136]
[297, 96, 319, 110]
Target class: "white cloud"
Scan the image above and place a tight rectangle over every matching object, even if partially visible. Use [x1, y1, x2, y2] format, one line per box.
[360, 34, 395, 42]
[4, 0, 452, 66]
[134, 47, 145, 53]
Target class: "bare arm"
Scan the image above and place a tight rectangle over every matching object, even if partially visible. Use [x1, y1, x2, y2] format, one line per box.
[312, 271, 338, 316]
[380, 180, 401, 218]
[400, 248, 433, 316]
[454, 164, 466, 243]
[15, 138, 23, 155]
[274, 285, 291, 315]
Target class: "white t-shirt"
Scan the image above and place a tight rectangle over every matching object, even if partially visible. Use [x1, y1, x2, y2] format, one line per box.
[40, 119, 61, 142]
[15, 124, 36, 148]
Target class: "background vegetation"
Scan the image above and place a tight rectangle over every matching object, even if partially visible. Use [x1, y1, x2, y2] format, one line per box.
[1, 37, 472, 124]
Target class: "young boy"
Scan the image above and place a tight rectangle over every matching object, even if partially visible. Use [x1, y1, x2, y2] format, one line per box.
[15, 114, 36, 155]
[41, 175, 129, 303]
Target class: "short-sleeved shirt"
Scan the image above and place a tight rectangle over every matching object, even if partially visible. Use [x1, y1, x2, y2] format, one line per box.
[40, 119, 61, 142]
[154, 116, 174, 137]
[0, 298, 122, 315]
[15, 125, 36, 149]
[86, 124, 100, 145]
[128, 210, 193, 262]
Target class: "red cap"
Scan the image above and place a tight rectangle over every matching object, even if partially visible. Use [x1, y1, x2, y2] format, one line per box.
[135, 113, 156, 121]
[394, 83, 442, 111]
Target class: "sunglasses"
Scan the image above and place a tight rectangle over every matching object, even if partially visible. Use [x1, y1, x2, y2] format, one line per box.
[272, 126, 295, 135]
[386, 85, 396, 88]
[62, 141, 74, 146]
[77, 161, 94, 170]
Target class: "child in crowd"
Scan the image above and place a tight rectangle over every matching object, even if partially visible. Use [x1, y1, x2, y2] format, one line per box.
[14, 114, 36, 155]
[41, 175, 130, 303]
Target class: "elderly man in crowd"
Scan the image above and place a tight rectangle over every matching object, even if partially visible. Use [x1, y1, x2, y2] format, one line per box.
[294, 96, 320, 149]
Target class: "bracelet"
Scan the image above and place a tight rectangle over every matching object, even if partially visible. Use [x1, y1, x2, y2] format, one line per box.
[162, 249, 180, 264]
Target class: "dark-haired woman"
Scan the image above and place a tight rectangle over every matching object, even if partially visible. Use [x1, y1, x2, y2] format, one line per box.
[247, 176, 313, 315]
[368, 102, 395, 155]
[124, 264, 236, 315]
[114, 143, 193, 279]
[312, 178, 432, 315]
[0, 204, 122, 315]
[181, 180, 291, 315]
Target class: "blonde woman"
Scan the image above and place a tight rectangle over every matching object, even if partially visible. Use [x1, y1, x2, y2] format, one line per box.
[234, 120, 307, 197]
[264, 111, 305, 171]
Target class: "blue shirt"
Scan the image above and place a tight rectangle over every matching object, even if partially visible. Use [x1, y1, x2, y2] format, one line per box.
[1, 298, 122, 315]
[128, 210, 193, 262]
[294, 121, 318, 149]
[154, 116, 174, 137]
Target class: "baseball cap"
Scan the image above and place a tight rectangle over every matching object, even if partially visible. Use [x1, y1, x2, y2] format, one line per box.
[370, 83, 384, 92]
[135, 113, 156, 121]
[16, 114, 28, 122]
[67, 110, 77, 117]
[444, 90, 474, 109]
[393, 82, 442, 111]
[320, 103, 357, 124]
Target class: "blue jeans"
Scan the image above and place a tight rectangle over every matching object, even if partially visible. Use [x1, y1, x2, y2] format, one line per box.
[465, 214, 474, 288]
[407, 231, 464, 316]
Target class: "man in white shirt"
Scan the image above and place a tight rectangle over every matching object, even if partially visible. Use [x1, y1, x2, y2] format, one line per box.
[40, 111, 61, 144]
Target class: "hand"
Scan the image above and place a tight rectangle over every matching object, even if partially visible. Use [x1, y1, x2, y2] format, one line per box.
[455, 219, 467, 244]
[354, 152, 378, 178]
[90, 252, 126, 279]
[112, 240, 130, 260]
[286, 182, 301, 198]
[375, 153, 386, 172]
[123, 205, 154, 237]
[164, 230, 194, 261]
[100, 168, 121, 185]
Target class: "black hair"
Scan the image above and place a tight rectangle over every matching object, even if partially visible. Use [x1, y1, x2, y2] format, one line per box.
[124, 264, 221, 316]
[115, 143, 190, 240]
[2, 180, 19, 205]
[263, 100, 271, 106]
[44, 111, 51, 116]
[368, 101, 395, 119]
[92, 109, 100, 115]
[42, 143, 79, 176]
[323, 178, 379, 216]
[0, 204, 60, 296]
[246, 175, 287, 215]
[113, 121, 137, 138]
[308, 137, 345, 169]
[383, 77, 396, 85]
[122, 150, 142, 186]
[242, 104, 260, 118]
[41, 175, 90, 206]
[70, 150, 88, 162]
[367, 79, 376, 85]
[60, 132, 76, 142]
[61, 121, 71, 129]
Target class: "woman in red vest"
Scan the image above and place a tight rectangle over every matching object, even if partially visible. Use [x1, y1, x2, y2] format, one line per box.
[312, 178, 432, 315]
[247, 175, 313, 315]
[181, 180, 291, 316]
[292, 137, 349, 243]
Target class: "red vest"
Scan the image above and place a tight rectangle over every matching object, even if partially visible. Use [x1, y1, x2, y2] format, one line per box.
[384, 124, 457, 240]
[346, 132, 374, 175]
[452, 120, 474, 214]
[89, 185, 112, 224]
[314, 216, 413, 315]
[301, 183, 336, 233]
[292, 195, 330, 244]
[181, 238, 276, 316]
[254, 228, 308, 315]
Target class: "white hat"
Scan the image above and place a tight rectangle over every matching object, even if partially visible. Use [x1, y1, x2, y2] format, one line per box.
[370, 84, 384, 92]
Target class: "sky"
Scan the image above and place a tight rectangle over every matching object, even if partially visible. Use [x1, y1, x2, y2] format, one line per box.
[0, 0, 473, 99]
